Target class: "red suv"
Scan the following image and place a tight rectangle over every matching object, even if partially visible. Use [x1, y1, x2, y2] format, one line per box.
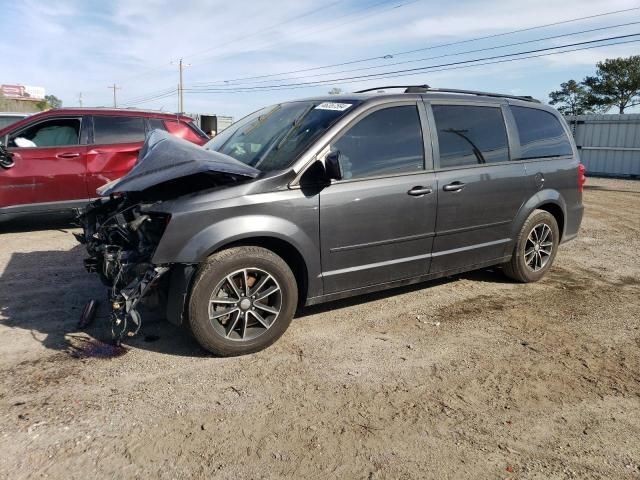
[0, 108, 208, 221]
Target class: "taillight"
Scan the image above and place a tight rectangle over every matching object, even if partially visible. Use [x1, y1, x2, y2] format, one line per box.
[578, 164, 586, 193]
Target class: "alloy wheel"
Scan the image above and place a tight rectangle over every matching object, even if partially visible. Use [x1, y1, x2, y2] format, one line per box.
[208, 268, 282, 342]
[524, 223, 553, 272]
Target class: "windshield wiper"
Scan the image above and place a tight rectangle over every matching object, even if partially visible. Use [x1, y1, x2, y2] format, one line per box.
[213, 105, 282, 154]
[273, 104, 315, 152]
[253, 105, 316, 169]
[243, 105, 282, 136]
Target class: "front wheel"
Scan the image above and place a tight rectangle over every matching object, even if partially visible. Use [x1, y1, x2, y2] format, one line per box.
[503, 209, 560, 283]
[188, 246, 298, 356]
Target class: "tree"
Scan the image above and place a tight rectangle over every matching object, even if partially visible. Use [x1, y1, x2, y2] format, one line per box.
[582, 55, 640, 114]
[328, 87, 343, 95]
[36, 94, 63, 111]
[548, 80, 592, 116]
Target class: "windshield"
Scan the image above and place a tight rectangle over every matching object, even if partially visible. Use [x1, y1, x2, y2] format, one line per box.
[205, 100, 359, 172]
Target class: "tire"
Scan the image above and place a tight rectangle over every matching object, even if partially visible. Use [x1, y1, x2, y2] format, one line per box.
[503, 209, 560, 283]
[188, 246, 298, 356]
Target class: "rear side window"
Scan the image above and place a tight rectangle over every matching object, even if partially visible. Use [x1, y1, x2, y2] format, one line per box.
[164, 120, 205, 143]
[432, 105, 509, 168]
[93, 116, 145, 144]
[147, 118, 167, 132]
[511, 106, 573, 159]
[331, 105, 424, 180]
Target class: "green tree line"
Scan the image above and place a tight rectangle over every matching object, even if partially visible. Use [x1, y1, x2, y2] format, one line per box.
[549, 55, 640, 115]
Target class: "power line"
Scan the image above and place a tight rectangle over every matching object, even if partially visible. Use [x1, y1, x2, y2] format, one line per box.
[121, 89, 177, 107]
[121, 89, 178, 107]
[363, 38, 640, 86]
[188, 0, 420, 69]
[184, 39, 640, 94]
[119, 38, 640, 107]
[186, 33, 640, 91]
[189, 21, 640, 89]
[182, 0, 346, 61]
[109, 0, 348, 87]
[119, 86, 177, 106]
[183, 33, 640, 93]
[109, 0, 414, 89]
[192, 6, 640, 87]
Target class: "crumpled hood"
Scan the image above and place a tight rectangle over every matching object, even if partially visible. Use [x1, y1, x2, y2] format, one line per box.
[97, 130, 260, 196]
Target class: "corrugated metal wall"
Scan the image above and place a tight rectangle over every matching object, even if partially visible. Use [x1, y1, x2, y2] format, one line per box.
[565, 114, 640, 177]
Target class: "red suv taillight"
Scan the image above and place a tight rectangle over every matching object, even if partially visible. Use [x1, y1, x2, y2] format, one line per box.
[578, 164, 586, 193]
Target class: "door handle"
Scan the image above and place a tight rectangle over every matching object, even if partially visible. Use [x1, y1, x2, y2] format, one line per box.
[407, 186, 433, 196]
[443, 182, 465, 192]
[57, 152, 81, 159]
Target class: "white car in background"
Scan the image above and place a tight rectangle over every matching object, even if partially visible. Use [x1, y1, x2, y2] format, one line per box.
[0, 112, 30, 130]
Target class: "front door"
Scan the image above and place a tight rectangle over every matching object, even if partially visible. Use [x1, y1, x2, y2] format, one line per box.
[319, 102, 437, 294]
[427, 102, 528, 273]
[1, 116, 87, 210]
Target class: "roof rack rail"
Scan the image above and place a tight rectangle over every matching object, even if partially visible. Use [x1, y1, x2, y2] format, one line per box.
[354, 85, 540, 103]
[354, 85, 430, 93]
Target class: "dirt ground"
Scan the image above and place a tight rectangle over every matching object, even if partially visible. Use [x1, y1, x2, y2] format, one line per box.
[0, 177, 638, 480]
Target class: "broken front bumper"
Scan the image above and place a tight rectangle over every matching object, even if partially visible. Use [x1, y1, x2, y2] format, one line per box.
[107, 264, 169, 343]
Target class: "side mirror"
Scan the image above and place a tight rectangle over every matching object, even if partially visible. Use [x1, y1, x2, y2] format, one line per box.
[325, 150, 343, 181]
[0, 144, 15, 170]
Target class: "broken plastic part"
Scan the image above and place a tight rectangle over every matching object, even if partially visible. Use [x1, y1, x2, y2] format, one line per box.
[110, 266, 169, 343]
[78, 299, 98, 329]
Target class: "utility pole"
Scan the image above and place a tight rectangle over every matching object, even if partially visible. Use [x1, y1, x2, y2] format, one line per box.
[78, 92, 83, 107]
[172, 58, 191, 114]
[179, 59, 184, 114]
[108, 84, 121, 108]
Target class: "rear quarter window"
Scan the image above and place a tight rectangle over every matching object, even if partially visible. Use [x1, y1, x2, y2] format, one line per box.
[93, 116, 146, 144]
[511, 106, 573, 159]
[164, 120, 206, 143]
[147, 118, 168, 132]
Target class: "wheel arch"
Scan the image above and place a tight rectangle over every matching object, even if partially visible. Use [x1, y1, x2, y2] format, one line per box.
[212, 236, 309, 309]
[535, 202, 565, 241]
[512, 189, 567, 243]
[165, 234, 312, 326]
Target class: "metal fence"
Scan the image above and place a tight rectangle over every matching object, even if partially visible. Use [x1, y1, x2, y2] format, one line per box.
[565, 114, 640, 177]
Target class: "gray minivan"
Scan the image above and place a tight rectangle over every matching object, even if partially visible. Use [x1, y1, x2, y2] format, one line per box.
[79, 86, 585, 356]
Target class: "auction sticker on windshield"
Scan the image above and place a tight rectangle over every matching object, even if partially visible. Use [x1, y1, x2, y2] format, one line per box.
[315, 102, 352, 111]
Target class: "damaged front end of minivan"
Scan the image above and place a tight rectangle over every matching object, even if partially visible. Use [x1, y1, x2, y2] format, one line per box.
[77, 130, 259, 342]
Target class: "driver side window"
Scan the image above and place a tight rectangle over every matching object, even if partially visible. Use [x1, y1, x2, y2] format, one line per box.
[9, 118, 81, 148]
[331, 105, 424, 180]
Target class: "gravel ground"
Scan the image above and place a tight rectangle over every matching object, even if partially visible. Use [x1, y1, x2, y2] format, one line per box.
[0, 177, 639, 479]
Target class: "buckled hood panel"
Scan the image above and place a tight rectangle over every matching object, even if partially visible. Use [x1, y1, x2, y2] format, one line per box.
[97, 130, 260, 196]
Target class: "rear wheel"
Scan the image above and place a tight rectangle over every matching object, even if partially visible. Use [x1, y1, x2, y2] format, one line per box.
[503, 209, 559, 283]
[188, 246, 298, 356]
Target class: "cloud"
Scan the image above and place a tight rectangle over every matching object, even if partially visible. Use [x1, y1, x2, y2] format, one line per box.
[3, 0, 639, 116]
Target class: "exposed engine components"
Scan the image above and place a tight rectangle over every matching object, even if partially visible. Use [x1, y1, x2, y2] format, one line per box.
[77, 195, 171, 343]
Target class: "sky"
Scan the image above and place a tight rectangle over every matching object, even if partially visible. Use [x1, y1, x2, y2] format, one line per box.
[2, 0, 640, 119]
